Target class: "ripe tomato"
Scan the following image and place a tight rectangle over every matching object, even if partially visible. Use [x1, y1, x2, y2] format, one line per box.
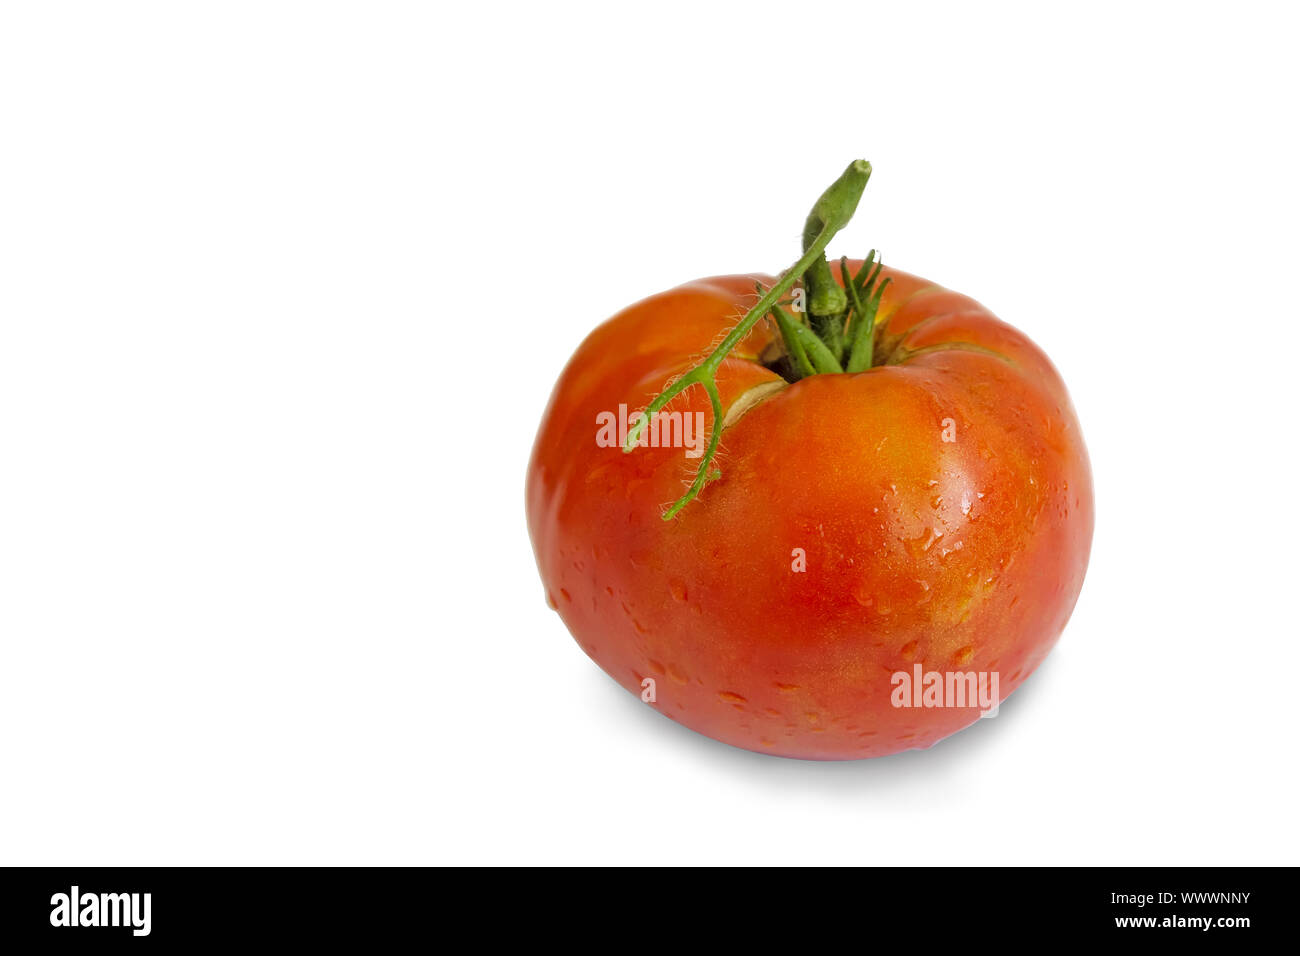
[526, 168, 1092, 760]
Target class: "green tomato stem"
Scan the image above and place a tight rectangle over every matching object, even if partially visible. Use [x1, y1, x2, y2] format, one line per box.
[803, 163, 872, 360]
[624, 160, 878, 520]
[624, 160, 872, 519]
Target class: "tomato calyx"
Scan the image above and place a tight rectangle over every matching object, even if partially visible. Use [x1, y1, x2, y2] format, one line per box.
[761, 251, 892, 381]
[623, 159, 893, 520]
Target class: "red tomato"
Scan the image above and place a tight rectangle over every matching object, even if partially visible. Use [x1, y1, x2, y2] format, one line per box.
[527, 215, 1092, 760]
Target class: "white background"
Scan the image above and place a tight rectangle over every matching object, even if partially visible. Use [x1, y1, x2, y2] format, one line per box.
[2, 2, 1297, 866]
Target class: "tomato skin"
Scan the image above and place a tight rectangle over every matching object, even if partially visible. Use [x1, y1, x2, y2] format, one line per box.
[527, 264, 1093, 759]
